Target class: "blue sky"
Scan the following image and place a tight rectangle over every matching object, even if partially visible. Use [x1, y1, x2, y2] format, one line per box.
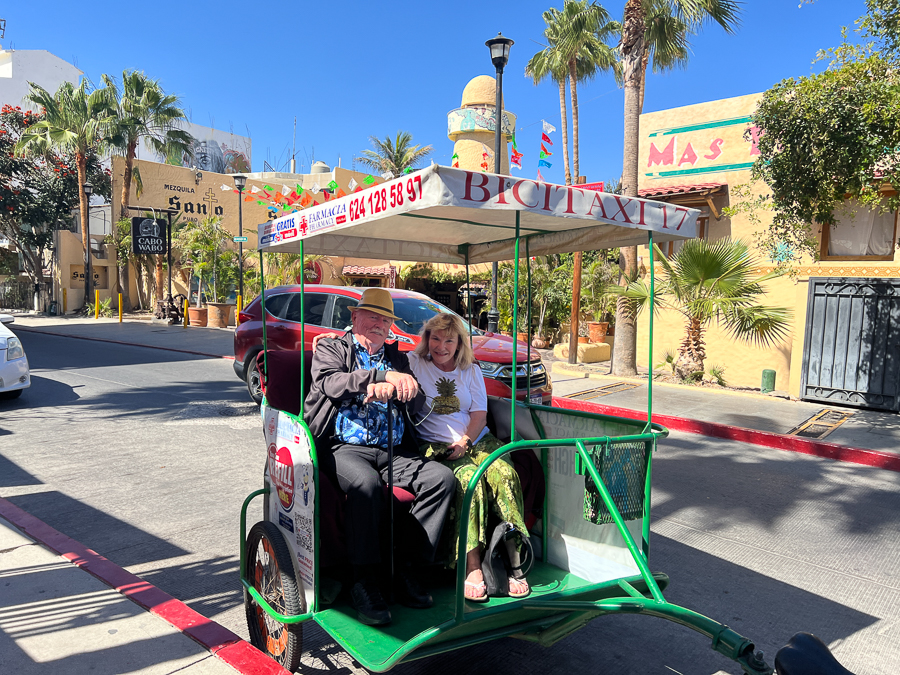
[3, 1, 866, 185]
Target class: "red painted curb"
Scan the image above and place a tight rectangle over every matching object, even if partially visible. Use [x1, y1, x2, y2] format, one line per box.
[552, 396, 900, 472]
[14, 326, 234, 361]
[0, 497, 290, 675]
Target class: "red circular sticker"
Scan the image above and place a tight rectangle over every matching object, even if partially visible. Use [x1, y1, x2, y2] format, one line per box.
[273, 447, 294, 511]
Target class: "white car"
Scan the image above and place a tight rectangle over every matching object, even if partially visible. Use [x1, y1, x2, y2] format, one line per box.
[0, 314, 30, 399]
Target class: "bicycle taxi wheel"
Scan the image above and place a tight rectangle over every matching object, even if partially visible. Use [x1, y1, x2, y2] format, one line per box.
[239, 165, 789, 675]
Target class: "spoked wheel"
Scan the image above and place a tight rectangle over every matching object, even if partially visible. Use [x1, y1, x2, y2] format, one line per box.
[246, 355, 263, 404]
[244, 521, 303, 671]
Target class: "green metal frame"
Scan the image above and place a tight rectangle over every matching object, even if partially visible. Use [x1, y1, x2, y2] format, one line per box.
[238, 212, 773, 675]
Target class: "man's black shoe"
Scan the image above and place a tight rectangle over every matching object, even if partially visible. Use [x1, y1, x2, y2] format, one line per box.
[396, 568, 434, 609]
[350, 580, 391, 626]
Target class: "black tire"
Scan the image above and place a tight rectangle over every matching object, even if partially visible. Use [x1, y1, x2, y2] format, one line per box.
[244, 521, 303, 671]
[0, 388, 23, 400]
[246, 352, 263, 404]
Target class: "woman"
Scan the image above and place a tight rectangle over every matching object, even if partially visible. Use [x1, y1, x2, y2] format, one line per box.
[407, 313, 530, 602]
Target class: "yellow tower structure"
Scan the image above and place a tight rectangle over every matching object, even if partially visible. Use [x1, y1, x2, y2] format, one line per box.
[448, 75, 516, 174]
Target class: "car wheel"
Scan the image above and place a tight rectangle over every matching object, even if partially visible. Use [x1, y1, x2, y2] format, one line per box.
[246, 355, 263, 404]
[0, 389, 23, 400]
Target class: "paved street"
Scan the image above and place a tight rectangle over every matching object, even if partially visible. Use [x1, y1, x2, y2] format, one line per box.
[2, 331, 899, 674]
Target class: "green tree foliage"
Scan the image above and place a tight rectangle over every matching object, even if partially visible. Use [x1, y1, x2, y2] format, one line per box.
[1, 104, 110, 285]
[173, 216, 232, 307]
[15, 78, 117, 307]
[860, 0, 900, 60]
[752, 43, 900, 258]
[355, 132, 432, 177]
[627, 239, 792, 380]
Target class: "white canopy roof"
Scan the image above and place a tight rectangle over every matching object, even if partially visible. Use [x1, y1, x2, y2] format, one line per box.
[257, 164, 698, 264]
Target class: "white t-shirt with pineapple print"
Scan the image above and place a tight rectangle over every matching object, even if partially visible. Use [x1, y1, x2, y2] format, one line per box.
[408, 352, 488, 445]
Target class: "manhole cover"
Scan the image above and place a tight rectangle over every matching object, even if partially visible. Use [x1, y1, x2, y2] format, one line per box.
[787, 409, 854, 439]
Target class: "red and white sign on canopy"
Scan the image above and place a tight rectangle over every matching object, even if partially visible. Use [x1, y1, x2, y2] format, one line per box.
[258, 164, 697, 264]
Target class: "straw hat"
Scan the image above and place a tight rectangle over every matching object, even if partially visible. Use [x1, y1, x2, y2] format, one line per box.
[349, 287, 398, 320]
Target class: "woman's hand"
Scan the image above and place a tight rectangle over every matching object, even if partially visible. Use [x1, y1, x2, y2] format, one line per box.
[445, 441, 467, 461]
[312, 332, 342, 353]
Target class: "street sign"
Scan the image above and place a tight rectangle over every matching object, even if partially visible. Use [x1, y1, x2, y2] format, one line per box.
[131, 217, 168, 255]
[233, 236, 248, 243]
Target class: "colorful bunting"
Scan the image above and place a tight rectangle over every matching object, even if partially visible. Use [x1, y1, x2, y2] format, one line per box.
[538, 159, 552, 168]
[250, 185, 260, 194]
[451, 152, 459, 160]
[281, 185, 292, 197]
[509, 131, 518, 151]
[381, 171, 394, 180]
[403, 167, 413, 174]
[263, 185, 273, 191]
[220, 183, 232, 192]
[310, 183, 320, 194]
[537, 168, 544, 182]
[327, 180, 338, 191]
[540, 143, 552, 156]
[542, 120, 556, 135]
[541, 132, 553, 146]
[364, 175, 375, 185]
[348, 177, 358, 191]
[300, 192, 312, 207]
[295, 184, 303, 195]
[510, 148, 523, 169]
[336, 188, 346, 198]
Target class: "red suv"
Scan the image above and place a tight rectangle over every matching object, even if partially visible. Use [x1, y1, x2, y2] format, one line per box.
[233, 285, 552, 405]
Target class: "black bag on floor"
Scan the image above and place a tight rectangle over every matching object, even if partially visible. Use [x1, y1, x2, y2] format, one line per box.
[481, 522, 534, 597]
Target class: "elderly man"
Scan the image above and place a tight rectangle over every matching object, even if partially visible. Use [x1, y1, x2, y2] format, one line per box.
[304, 288, 455, 626]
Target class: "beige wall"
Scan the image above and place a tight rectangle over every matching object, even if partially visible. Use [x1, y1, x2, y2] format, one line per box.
[637, 93, 900, 395]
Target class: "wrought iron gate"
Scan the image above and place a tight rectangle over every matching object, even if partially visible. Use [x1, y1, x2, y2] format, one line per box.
[800, 277, 900, 412]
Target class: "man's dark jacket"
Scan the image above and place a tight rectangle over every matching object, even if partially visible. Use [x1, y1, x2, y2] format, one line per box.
[304, 332, 424, 453]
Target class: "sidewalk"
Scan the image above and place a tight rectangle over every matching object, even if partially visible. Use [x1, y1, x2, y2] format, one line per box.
[0, 501, 288, 675]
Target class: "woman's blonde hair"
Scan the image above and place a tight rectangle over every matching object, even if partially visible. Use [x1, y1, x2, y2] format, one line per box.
[414, 313, 476, 370]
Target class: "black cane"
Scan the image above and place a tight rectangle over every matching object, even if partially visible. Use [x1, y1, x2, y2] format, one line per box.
[386, 397, 394, 603]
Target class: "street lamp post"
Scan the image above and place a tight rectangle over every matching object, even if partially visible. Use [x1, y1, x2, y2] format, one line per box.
[485, 32, 513, 334]
[233, 175, 247, 314]
[82, 182, 93, 309]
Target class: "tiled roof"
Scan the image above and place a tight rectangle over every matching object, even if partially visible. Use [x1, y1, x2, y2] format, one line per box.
[638, 182, 726, 198]
[342, 265, 394, 276]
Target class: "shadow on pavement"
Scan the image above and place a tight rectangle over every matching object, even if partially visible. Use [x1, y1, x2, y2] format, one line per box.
[653, 435, 900, 536]
[6, 491, 188, 567]
[0, 455, 42, 488]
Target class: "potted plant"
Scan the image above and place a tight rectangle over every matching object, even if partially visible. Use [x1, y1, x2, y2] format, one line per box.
[582, 258, 620, 344]
[174, 216, 232, 328]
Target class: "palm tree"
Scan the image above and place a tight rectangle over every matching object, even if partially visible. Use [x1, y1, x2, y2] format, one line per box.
[532, 1, 619, 183]
[610, 0, 741, 376]
[105, 70, 193, 307]
[628, 239, 791, 380]
[638, 0, 690, 112]
[529, 1, 619, 363]
[526, 30, 574, 185]
[16, 78, 117, 309]
[355, 132, 432, 177]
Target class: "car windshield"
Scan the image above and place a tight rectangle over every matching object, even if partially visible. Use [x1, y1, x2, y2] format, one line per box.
[392, 296, 482, 337]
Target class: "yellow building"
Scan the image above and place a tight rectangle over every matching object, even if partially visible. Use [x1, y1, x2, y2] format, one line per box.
[52, 158, 392, 310]
[637, 93, 899, 407]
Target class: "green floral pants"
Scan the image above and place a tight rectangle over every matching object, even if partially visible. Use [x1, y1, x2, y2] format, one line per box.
[420, 433, 529, 567]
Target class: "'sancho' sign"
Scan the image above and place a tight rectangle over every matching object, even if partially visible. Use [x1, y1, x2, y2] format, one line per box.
[131, 217, 167, 255]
